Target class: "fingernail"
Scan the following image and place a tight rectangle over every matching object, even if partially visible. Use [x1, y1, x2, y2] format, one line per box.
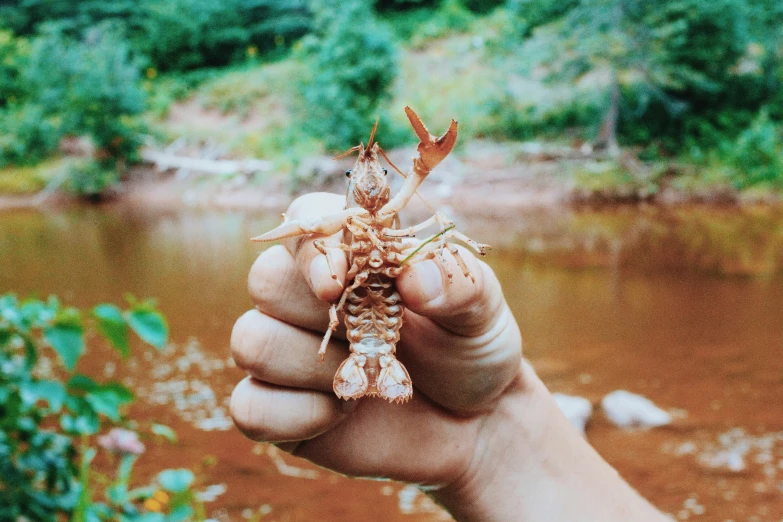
[411, 260, 444, 303]
[309, 256, 332, 296]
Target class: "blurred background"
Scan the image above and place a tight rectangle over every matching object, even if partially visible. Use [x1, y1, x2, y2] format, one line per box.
[1, 0, 782, 521]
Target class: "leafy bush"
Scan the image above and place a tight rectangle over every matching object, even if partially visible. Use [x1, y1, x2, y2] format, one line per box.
[0, 30, 30, 109]
[722, 111, 783, 189]
[407, 0, 476, 47]
[374, 0, 441, 11]
[0, 0, 312, 72]
[507, 0, 578, 32]
[0, 105, 62, 168]
[66, 160, 120, 199]
[25, 26, 146, 161]
[0, 294, 204, 522]
[300, 0, 399, 151]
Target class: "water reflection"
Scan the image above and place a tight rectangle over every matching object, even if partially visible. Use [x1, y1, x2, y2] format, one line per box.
[1, 203, 782, 521]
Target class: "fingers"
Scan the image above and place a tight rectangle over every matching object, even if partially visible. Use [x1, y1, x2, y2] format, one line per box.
[230, 377, 351, 443]
[396, 248, 522, 411]
[397, 246, 502, 338]
[281, 193, 348, 302]
[231, 309, 348, 392]
[248, 245, 338, 334]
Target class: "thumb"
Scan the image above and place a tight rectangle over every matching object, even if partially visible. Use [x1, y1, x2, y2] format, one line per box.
[395, 247, 522, 411]
[397, 247, 503, 338]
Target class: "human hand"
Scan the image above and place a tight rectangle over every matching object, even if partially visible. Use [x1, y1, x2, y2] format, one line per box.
[230, 193, 667, 521]
[231, 192, 522, 484]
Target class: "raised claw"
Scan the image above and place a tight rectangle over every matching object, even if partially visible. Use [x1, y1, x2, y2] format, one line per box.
[251, 207, 368, 242]
[404, 106, 458, 172]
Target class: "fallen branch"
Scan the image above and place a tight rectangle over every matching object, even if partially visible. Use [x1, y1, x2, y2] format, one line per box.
[141, 148, 273, 175]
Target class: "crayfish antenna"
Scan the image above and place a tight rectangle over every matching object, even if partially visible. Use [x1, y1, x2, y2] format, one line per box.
[333, 144, 362, 160]
[367, 117, 380, 150]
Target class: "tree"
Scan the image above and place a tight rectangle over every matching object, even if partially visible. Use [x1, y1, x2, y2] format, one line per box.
[300, 0, 399, 150]
[531, 0, 753, 153]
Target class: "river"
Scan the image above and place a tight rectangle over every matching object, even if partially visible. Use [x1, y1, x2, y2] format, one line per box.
[1, 202, 782, 521]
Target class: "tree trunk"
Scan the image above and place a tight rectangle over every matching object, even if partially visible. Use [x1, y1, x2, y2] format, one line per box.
[593, 74, 621, 158]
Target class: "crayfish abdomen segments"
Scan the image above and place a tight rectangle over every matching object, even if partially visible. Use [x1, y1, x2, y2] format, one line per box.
[334, 336, 413, 404]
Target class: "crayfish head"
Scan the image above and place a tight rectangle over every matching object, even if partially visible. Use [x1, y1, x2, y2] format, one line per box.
[344, 132, 390, 214]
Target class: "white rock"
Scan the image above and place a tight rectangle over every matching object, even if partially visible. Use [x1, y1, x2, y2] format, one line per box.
[553, 393, 593, 435]
[601, 390, 672, 429]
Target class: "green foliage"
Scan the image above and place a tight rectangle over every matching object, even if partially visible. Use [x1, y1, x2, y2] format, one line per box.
[408, 0, 476, 47]
[0, 30, 30, 108]
[0, 104, 62, 168]
[721, 111, 783, 189]
[374, 0, 441, 11]
[507, 0, 578, 33]
[571, 160, 660, 201]
[300, 0, 399, 151]
[0, 0, 312, 72]
[66, 160, 121, 199]
[0, 158, 69, 194]
[25, 26, 146, 161]
[0, 294, 198, 522]
[515, 0, 783, 154]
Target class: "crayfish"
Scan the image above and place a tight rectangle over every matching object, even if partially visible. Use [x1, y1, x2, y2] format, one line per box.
[252, 107, 488, 404]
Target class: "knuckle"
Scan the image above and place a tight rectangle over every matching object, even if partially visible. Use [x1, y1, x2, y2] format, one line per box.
[248, 245, 289, 312]
[230, 310, 278, 377]
[230, 380, 271, 441]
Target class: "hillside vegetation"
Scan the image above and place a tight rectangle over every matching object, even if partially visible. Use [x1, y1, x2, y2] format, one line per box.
[1, 0, 782, 200]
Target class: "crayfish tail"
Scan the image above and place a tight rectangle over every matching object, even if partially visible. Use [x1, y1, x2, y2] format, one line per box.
[333, 355, 369, 400]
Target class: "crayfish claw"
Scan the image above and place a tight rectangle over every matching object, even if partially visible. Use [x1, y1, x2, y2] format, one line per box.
[404, 106, 458, 171]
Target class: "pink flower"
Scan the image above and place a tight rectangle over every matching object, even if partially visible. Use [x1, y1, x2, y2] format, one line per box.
[98, 428, 146, 456]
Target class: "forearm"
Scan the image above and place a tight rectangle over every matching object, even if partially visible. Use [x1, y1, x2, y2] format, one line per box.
[431, 362, 669, 522]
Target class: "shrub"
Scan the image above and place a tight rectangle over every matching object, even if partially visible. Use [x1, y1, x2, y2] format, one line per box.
[506, 0, 578, 32]
[0, 105, 62, 168]
[0, 0, 312, 71]
[300, 0, 399, 151]
[25, 26, 146, 160]
[722, 110, 783, 189]
[0, 294, 204, 522]
[0, 30, 30, 109]
[66, 160, 120, 199]
[408, 0, 476, 47]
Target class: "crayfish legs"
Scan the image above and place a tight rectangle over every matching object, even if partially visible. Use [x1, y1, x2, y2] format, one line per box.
[251, 106, 488, 405]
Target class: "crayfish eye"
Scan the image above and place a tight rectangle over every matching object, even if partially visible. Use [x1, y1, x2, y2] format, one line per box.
[383, 168, 388, 175]
[345, 170, 352, 177]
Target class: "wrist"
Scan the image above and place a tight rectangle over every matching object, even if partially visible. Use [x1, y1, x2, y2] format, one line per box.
[430, 361, 666, 522]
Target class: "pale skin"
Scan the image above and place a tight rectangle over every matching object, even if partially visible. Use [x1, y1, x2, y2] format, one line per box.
[230, 192, 669, 521]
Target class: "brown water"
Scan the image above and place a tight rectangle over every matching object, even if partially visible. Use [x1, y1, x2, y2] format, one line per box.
[2, 203, 783, 521]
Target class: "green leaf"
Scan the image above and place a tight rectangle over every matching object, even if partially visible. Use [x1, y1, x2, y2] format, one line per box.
[67, 374, 98, 393]
[127, 485, 157, 501]
[44, 323, 84, 371]
[93, 304, 129, 357]
[21, 380, 66, 412]
[127, 308, 168, 350]
[85, 382, 134, 421]
[151, 423, 177, 443]
[169, 505, 194, 522]
[61, 410, 99, 435]
[157, 469, 194, 493]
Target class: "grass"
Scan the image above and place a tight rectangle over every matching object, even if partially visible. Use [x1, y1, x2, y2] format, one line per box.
[0, 157, 70, 195]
